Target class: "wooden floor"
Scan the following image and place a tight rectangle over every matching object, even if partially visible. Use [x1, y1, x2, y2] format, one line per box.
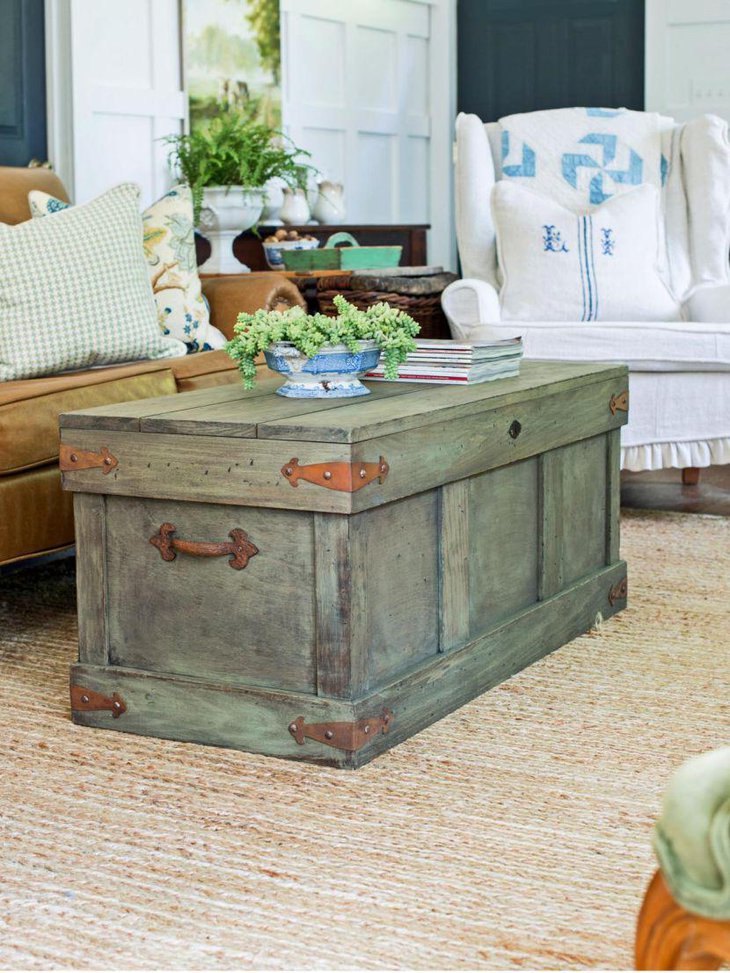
[621, 465, 730, 516]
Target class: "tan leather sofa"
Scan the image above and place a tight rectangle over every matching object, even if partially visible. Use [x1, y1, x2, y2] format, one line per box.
[0, 167, 305, 568]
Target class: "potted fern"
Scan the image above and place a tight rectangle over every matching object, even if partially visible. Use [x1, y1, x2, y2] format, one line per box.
[226, 295, 420, 398]
[165, 111, 314, 273]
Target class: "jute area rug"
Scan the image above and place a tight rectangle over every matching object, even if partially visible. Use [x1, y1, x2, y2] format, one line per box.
[1, 510, 728, 971]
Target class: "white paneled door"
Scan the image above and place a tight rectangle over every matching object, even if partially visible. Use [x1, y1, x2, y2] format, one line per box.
[281, 0, 456, 269]
[68, 0, 185, 204]
[646, 0, 730, 123]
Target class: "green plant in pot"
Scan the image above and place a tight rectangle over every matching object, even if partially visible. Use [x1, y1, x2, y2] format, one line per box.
[165, 110, 314, 274]
[225, 295, 420, 398]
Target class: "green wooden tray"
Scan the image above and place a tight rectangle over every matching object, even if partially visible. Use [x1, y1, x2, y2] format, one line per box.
[282, 232, 403, 272]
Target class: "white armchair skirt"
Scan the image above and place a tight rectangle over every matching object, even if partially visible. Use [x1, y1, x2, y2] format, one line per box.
[623, 373, 730, 471]
[442, 280, 730, 472]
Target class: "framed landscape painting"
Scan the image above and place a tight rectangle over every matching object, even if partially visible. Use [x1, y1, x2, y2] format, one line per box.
[183, 0, 281, 131]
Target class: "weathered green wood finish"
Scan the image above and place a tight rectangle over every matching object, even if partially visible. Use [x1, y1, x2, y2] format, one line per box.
[60, 429, 357, 514]
[69, 560, 627, 769]
[60, 375, 626, 516]
[349, 560, 627, 768]
[313, 514, 368, 699]
[63, 362, 629, 767]
[438, 480, 470, 653]
[469, 459, 539, 630]
[139, 379, 416, 438]
[70, 662, 353, 765]
[256, 363, 626, 443]
[359, 492, 440, 684]
[105, 497, 316, 692]
[60, 380, 279, 432]
[606, 428, 622, 565]
[73, 493, 109, 665]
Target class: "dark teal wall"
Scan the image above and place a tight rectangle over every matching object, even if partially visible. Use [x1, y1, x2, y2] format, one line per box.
[457, 0, 645, 121]
[0, 0, 47, 166]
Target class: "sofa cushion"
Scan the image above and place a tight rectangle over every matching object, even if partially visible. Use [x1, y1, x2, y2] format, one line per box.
[168, 348, 239, 391]
[30, 184, 227, 354]
[0, 464, 74, 566]
[479, 319, 730, 372]
[492, 181, 681, 322]
[0, 359, 177, 475]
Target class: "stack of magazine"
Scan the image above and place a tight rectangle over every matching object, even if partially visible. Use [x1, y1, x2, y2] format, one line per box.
[365, 337, 523, 385]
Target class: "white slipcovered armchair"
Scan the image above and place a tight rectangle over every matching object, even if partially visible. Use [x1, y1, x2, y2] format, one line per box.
[443, 109, 730, 474]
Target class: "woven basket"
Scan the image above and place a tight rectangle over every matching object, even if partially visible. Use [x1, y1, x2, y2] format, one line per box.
[316, 288, 451, 340]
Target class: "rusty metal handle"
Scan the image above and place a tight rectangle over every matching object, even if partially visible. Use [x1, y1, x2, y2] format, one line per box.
[149, 522, 259, 570]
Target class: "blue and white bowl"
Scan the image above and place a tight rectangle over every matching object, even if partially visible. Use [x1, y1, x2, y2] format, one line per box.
[264, 341, 381, 398]
[262, 237, 319, 270]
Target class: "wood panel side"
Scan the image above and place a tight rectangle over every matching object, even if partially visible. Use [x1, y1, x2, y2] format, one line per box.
[349, 376, 627, 514]
[606, 429, 621, 564]
[73, 493, 108, 665]
[361, 492, 440, 685]
[105, 497, 316, 693]
[439, 480, 470, 652]
[70, 663, 356, 767]
[469, 459, 539, 629]
[314, 514, 368, 699]
[539, 435, 608, 599]
[539, 450, 564, 601]
[351, 560, 628, 767]
[60, 430, 354, 514]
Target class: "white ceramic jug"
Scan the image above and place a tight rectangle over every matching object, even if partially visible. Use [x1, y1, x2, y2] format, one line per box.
[313, 181, 346, 225]
[279, 188, 310, 225]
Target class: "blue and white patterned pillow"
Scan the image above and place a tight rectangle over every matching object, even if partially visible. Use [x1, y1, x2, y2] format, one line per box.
[491, 182, 681, 322]
[29, 185, 226, 354]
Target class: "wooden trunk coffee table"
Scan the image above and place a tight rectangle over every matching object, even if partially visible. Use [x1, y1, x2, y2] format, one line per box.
[60, 362, 629, 768]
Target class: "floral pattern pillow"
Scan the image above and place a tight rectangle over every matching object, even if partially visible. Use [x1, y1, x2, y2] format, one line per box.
[29, 184, 226, 353]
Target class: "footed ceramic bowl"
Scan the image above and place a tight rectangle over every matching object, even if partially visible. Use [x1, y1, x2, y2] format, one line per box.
[262, 237, 319, 270]
[264, 341, 381, 398]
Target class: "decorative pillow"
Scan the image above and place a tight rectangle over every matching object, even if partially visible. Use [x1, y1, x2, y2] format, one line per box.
[491, 181, 682, 322]
[29, 184, 226, 353]
[0, 183, 187, 382]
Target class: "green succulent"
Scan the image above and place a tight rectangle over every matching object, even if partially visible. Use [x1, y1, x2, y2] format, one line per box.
[225, 295, 420, 389]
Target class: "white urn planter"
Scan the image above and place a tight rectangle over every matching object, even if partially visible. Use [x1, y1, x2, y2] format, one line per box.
[261, 176, 287, 225]
[198, 186, 264, 274]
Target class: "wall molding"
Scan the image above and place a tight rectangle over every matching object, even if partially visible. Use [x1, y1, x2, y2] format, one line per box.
[44, 0, 74, 189]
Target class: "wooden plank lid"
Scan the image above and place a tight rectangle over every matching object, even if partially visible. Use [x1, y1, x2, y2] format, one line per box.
[60, 362, 628, 444]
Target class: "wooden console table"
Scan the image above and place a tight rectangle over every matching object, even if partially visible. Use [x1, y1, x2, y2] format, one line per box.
[196, 224, 429, 272]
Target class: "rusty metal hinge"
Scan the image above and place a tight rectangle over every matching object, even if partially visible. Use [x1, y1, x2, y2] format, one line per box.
[60, 444, 118, 474]
[70, 685, 126, 718]
[288, 709, 393, 752]
[609, 390, 629, 416]
[608, 577, 628, 606]
[281, 456, 389, 492]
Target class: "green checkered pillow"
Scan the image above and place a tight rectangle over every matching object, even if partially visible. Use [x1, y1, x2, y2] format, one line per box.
[0, 182, 186, 381]
[29, 183, 226, 354]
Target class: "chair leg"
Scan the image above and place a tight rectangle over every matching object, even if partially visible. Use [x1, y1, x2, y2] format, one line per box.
[636, 870, 730, 970]
[682, 467, 701, 486]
